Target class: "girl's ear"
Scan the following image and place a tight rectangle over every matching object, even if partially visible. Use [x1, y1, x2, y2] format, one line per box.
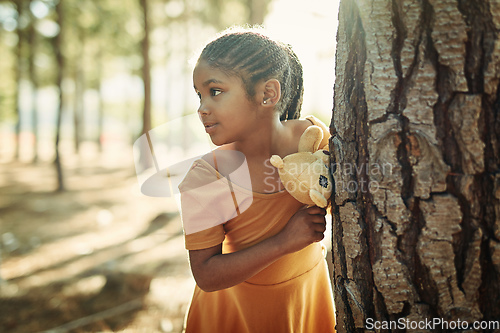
[261, 79, 281, 107]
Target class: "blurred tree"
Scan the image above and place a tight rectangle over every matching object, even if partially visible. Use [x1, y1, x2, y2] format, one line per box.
[52, 0, 64, 191]
[63, 0, 113, 154]
[62, 0, 94, 155]
[137, 0, 153, 171]
[1, 0, 62, 162]
[84, 0, 108, 152]
[194, 0, 272, 29]
[1, 0, 275, 174]
[330, 0, 500, 331]
[12, 0, 25, 160]
[140, 0, 151, 137]
[27, 0, 39, 162]
[74, 0, 141, 151]
[0, 8, 16, 135]
[70, 26, 84, 154]
[245, 0, 269, 25]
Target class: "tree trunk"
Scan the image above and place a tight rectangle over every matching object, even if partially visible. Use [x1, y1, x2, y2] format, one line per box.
[28, 5, 39, 163]
[330, 0, 500, 331]
[73, 29, 84, 154]
[53, 0, 65, 191]
[96, 44, 104, 152]
[246, 0, 269, 25]
[138, 0, 153, 171]
[13, 0, 25, 161]
[140, 0, 151, 136]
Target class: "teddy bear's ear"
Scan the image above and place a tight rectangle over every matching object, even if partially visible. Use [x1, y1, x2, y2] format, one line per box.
[270, 155, 284, 169]
[298, 126, 323, 153]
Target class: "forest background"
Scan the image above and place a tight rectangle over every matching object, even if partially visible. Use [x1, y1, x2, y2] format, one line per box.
[0, 0, 339, 332]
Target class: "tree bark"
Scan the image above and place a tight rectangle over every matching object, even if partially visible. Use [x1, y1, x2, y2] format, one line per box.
[330, 0, 500, 331]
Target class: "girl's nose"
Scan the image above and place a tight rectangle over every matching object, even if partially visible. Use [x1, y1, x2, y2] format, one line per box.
[198, 101, 210, 116]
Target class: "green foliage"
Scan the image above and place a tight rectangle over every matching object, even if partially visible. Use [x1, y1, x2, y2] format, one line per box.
[0, 0, 273, 128]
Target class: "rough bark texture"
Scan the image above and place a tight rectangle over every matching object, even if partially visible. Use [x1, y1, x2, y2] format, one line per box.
[330, 0, 500, 331]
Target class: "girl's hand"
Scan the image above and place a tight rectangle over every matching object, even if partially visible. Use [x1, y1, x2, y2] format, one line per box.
[275, 205, 327, 254]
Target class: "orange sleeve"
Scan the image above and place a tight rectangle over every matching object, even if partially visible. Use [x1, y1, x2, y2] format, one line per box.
[179, 159, 243, 250]
[184, 225, 225, 250]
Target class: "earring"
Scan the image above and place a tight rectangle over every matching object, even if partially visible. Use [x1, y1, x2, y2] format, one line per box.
[263, 100, 267, 104]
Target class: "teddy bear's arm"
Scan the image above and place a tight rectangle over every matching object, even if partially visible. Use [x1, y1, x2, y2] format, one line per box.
[309, 189, 328, 208]
[270, 155, 284, 169]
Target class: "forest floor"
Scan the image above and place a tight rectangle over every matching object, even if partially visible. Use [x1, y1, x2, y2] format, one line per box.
[0, 139, 335, 333]
[0, 142, 195, 333]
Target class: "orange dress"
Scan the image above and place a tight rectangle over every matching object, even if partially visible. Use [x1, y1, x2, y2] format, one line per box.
[179, 153, 336, 332]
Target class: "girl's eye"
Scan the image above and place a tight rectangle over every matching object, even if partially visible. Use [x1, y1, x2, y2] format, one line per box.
[211, 89, 222, 97]
[196, 91, 201, 99]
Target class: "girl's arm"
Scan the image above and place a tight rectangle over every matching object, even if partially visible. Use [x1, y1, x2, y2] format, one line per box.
[188, 205, 327, 292]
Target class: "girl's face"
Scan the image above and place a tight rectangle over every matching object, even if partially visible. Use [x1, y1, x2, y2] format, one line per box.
[193, 60, 260, 146]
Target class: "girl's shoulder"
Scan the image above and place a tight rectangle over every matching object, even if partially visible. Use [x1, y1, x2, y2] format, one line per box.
[283, 118, 311, 139]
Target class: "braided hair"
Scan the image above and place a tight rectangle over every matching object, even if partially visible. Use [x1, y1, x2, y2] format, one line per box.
[198, 29, 304, 121]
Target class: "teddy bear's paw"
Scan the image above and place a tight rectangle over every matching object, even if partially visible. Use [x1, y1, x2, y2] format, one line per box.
[309, 189, 328, 208]
[270, 155, 284, 169]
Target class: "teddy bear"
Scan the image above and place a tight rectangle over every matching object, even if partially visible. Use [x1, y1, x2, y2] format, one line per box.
[270, 125, 333, 208]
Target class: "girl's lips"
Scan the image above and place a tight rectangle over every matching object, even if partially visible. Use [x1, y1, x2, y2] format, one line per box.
[204, 123, 218, 134]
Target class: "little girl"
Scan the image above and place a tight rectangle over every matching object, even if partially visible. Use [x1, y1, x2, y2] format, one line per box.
[178, 28, 336, 333]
